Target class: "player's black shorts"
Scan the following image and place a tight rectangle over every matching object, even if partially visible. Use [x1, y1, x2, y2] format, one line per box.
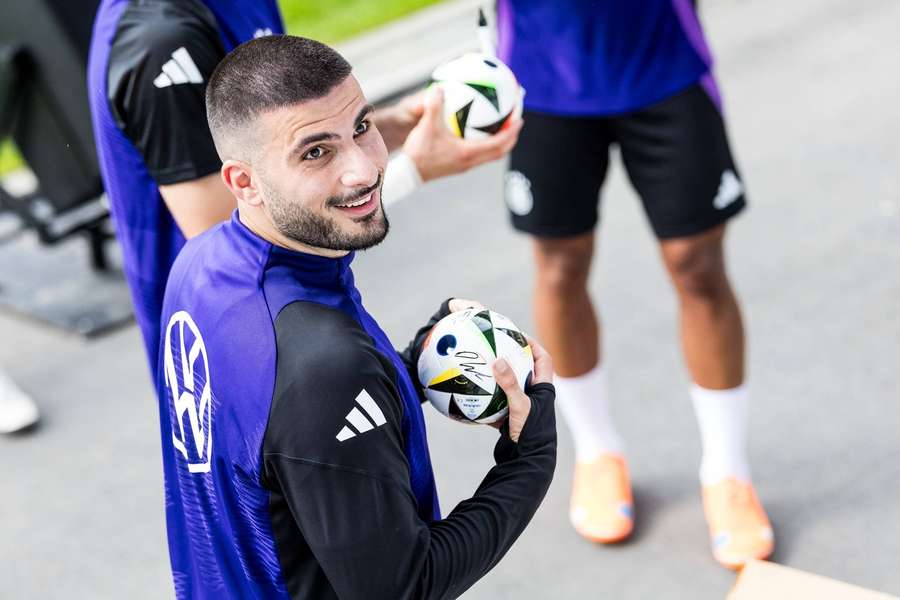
[505, 83, 746, 239]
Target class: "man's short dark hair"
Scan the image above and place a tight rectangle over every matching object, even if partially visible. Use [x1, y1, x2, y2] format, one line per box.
[206, 35, 352, 160]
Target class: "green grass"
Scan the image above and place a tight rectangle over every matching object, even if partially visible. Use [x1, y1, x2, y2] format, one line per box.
[279, 0, 443, 43]
[0, 0, 444, 177]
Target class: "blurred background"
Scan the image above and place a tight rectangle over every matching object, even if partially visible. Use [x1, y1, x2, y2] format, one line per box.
[1, 0, 899, 598]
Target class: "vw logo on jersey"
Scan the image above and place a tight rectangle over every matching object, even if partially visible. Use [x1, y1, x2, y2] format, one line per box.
[163, 310, 213, 474]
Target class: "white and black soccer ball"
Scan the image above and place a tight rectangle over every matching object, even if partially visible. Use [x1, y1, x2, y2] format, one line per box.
[430, 52, 523, 140]
[418, 308, 534, 424]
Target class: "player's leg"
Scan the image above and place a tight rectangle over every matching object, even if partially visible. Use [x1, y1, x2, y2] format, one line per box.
[615, 83, 772, 567]
[533, 235, 633, 543]
[660, 224, 743, 392]
[659, 226, 751, 479]
[531, 234, 597, 377]
[0, 369, 39, 434]
[661, 230, 770, 568]
[506, 112, 632, 543]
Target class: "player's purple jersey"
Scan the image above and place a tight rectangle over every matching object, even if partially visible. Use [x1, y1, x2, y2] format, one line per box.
[87, 0, 284, 375]
[496, 0, 721, 116]
[157, 213, 440, 598]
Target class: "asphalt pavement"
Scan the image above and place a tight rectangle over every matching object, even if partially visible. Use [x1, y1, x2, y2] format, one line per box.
[2, 0, 899, 598]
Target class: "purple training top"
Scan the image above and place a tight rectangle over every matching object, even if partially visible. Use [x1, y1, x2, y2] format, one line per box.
[497, 0, 721, 116]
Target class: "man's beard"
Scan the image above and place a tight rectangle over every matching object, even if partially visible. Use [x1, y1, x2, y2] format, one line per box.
[263, 174, 389, 252]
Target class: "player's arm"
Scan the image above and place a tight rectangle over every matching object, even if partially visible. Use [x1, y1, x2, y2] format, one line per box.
[107, 9, 233, 238]
[157, 174, 235, 238]
[262, 302, 556, 600]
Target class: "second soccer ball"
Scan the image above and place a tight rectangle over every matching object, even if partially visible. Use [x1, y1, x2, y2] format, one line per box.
[430, 52, 523, 140]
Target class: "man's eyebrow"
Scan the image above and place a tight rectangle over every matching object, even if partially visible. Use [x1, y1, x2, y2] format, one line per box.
[290, 104, 375, 157]
[355, 104, 374, 124]
[292, 131, 339, 154]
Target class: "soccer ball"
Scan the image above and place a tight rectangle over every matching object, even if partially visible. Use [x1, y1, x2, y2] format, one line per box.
[430, 52, 523, 140]
[418, 308, 534, 424]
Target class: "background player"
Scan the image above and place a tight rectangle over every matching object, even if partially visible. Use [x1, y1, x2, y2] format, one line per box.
[496, 0, 772, 568]
[88, 0, 521, 373]
[158, 35, 556, 598]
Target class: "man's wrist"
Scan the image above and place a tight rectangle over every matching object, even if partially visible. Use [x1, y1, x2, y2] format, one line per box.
[382, 152, 423, 206]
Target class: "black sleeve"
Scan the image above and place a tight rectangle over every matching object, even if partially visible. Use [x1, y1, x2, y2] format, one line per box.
[106, 2, 224, 185]
[263, 302, 557, 600]
[399, 298, 453, 401]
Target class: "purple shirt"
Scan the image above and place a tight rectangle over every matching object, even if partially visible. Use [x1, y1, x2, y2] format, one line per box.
[497, 0, 720, 116]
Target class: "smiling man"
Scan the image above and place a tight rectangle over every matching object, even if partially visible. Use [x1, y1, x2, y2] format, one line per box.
[89, 0, 521, 377]
[156, 35, 557, 599]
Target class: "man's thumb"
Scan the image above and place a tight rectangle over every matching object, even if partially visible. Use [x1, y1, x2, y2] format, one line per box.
[492, 358, 522, 401]
[492, 358, 530, 442]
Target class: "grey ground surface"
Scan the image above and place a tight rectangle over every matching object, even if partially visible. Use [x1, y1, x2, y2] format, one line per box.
[2, 0, 900, 597]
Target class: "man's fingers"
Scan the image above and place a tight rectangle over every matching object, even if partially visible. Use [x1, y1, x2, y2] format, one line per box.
[400, 90, 426, 119]
[448, 298, 485, 313]
[524, 335, 553, 385]
[495, 119, 523, 153]
[422, 86, 445, 126]
[457, 118, 523, 166]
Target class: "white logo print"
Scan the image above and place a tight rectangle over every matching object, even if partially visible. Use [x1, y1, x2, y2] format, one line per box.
[336, 389, 387, 442]
[153, 47, 204, 89]
[505, 170, 534, 216]
[164, 310, 213, 473]
[253, 28, 274, 38]
[713, 169, 744, 210]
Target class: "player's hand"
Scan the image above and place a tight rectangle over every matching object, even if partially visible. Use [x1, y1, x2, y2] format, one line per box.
[403, 86, 523, 183]
[448, 298, 485, 313]
[374, 91, 427, 151]
[491, 335, 552, 443]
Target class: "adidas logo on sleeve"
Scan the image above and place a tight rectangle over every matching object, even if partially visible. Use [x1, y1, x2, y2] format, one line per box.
[336, 389, 387, 442]
[153, 47, 204, 88]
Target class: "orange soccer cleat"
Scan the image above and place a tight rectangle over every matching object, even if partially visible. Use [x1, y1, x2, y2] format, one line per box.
[569, 453, 634, 543]
[702, 478, 774, 569]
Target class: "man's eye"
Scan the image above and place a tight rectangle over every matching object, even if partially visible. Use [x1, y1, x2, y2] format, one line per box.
[354, 120, 370, 136]
[303, 146, 325, 160]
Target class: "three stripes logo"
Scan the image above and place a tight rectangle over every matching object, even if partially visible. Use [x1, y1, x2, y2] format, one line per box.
[336, 389, 387, 442]
[153, 47, 204, 89]
[713, 169, 744, 210]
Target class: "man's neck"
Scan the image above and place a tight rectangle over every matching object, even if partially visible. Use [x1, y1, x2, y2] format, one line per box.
[238, 211, 349, 259]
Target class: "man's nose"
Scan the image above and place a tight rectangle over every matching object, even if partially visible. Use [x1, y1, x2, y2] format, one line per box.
[339, 145, 379, 189]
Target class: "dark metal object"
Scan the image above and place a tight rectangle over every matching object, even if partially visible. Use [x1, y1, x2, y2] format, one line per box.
[0, 0, 112, 268]
[0, 0, 131, 335]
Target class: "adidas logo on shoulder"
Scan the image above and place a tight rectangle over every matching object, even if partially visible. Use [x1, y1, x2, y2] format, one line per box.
[336, 389, 387, 442]
[153, 47, 204, 89]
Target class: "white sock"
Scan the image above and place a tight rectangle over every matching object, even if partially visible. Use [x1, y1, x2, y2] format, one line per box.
[554, 362, 625, 462]
[690, 383, 752, 485]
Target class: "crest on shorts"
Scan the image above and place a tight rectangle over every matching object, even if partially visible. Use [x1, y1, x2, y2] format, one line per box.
[164, 310, 213, 473]
[504, 170, 534, 216]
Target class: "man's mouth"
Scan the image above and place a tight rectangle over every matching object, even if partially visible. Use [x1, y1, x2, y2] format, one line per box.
[331, 176, 382, 218]
[335, 194, 372, 208]
[333, 189, 379, 217]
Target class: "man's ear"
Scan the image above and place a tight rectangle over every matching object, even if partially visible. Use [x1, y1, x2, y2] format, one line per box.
[221, 160, 261, 206]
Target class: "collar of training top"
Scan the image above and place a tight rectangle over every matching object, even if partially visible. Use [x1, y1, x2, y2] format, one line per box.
[229, 210, 356, 286]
